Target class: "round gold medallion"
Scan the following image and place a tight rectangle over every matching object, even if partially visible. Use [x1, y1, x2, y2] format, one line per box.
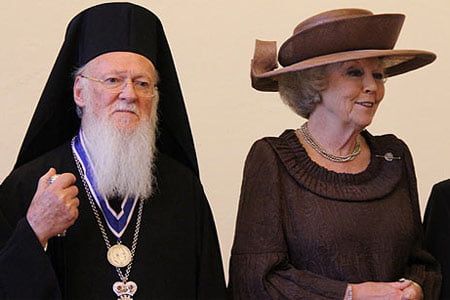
[107, 244, 132, 268]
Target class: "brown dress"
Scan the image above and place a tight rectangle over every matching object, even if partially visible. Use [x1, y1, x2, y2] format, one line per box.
[229, 129, 440, 299]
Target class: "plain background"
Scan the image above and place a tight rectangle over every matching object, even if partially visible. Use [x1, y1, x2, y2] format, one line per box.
[1, 0, 449, 279]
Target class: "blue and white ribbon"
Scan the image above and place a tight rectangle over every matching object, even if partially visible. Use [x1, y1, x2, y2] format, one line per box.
[72, 130, 138, 239]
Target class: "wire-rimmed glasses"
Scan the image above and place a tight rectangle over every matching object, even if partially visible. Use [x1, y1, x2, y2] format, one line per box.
[79, 74, 157, 98]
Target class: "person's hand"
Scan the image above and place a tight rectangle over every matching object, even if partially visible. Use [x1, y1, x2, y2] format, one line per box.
[26, 168, 79, 247]
[400, 280, 423, 300]
[351, 280, 411, 299]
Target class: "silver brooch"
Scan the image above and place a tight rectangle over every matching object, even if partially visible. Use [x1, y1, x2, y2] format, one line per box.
[375, 152, 401, 162]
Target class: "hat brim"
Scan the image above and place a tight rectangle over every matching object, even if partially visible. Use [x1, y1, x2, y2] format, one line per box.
[252, 49, 436, 92]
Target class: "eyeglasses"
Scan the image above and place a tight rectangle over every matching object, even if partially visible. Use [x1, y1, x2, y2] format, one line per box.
[79, 74, 157, 97]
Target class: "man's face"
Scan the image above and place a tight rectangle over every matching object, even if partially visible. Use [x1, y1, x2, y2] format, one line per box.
[74, 52, 158, 132]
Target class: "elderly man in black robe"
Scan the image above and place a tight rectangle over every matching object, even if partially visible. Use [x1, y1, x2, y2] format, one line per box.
[0, 3, 227, 299]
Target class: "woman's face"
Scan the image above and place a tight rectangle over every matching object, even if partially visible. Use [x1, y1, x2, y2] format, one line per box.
[314, 58, 385, 131]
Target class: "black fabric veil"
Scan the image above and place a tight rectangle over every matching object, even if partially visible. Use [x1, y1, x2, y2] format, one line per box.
[14, 2, 199, 176]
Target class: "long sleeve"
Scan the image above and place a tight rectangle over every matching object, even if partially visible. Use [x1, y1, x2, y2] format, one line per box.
[0, 175, 62, 299]
[229, 131, 442, 300]
[229, 140, 347, 299]
[194, 180, 228, 300]
[401, 140, 441, 299]
[424, 180, 450, 299]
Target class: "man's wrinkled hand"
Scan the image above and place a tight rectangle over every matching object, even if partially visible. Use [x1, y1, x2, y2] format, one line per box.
[26, 168, 79, 247]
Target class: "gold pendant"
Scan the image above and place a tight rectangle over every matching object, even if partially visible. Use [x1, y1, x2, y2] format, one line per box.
[107, 244, 132, 268]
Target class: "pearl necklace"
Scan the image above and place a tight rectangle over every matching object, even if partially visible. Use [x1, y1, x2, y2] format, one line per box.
[298, 122, 361, 162]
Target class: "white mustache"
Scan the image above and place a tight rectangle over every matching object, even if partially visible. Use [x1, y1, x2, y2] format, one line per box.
[113, 103, 138, 114]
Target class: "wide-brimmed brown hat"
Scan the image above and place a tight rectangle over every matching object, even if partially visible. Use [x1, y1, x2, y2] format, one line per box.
[252, 8, 436, 92]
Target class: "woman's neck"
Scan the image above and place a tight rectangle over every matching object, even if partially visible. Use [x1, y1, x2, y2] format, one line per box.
[306, 117, 362, 156]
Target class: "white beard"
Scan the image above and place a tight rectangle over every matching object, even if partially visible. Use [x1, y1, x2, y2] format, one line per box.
[81, 96, 159, 200]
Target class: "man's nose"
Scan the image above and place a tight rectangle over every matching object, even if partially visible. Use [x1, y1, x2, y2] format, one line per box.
[119, 80, 139, 101]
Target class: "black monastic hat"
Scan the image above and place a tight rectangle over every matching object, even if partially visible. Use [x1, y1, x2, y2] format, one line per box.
[14, 2, 199, 176]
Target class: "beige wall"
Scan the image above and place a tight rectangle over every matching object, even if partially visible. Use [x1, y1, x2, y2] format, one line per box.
[1, 0, 449, 278]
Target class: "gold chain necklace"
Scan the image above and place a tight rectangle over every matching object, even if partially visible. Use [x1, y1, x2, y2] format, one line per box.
[298, 122, 361, 162]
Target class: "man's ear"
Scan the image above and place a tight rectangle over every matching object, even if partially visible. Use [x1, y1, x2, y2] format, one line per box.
[73, 76, 86, 108]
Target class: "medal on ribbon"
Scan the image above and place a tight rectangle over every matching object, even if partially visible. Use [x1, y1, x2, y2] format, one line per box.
[72, 132, 144, 299]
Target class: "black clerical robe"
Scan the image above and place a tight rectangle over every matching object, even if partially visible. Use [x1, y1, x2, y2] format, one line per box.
[0, 142, 227, 299]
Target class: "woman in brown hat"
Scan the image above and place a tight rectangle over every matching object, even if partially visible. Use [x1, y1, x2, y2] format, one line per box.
[229, 8, 440, 299]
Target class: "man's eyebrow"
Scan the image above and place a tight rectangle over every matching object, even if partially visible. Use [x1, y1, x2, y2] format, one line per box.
[99, 70, 154, 78]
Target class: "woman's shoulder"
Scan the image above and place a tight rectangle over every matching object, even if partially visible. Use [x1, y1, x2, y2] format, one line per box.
[254, 129, 298, 149]
[246, 129, 299, 160]
[364, 131, 406, 146]
[363, 131, 412, 157]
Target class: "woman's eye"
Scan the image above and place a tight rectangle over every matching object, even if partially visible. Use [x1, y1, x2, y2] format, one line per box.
[346, 69, 363, 77]
[372, 72, 385, 80]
